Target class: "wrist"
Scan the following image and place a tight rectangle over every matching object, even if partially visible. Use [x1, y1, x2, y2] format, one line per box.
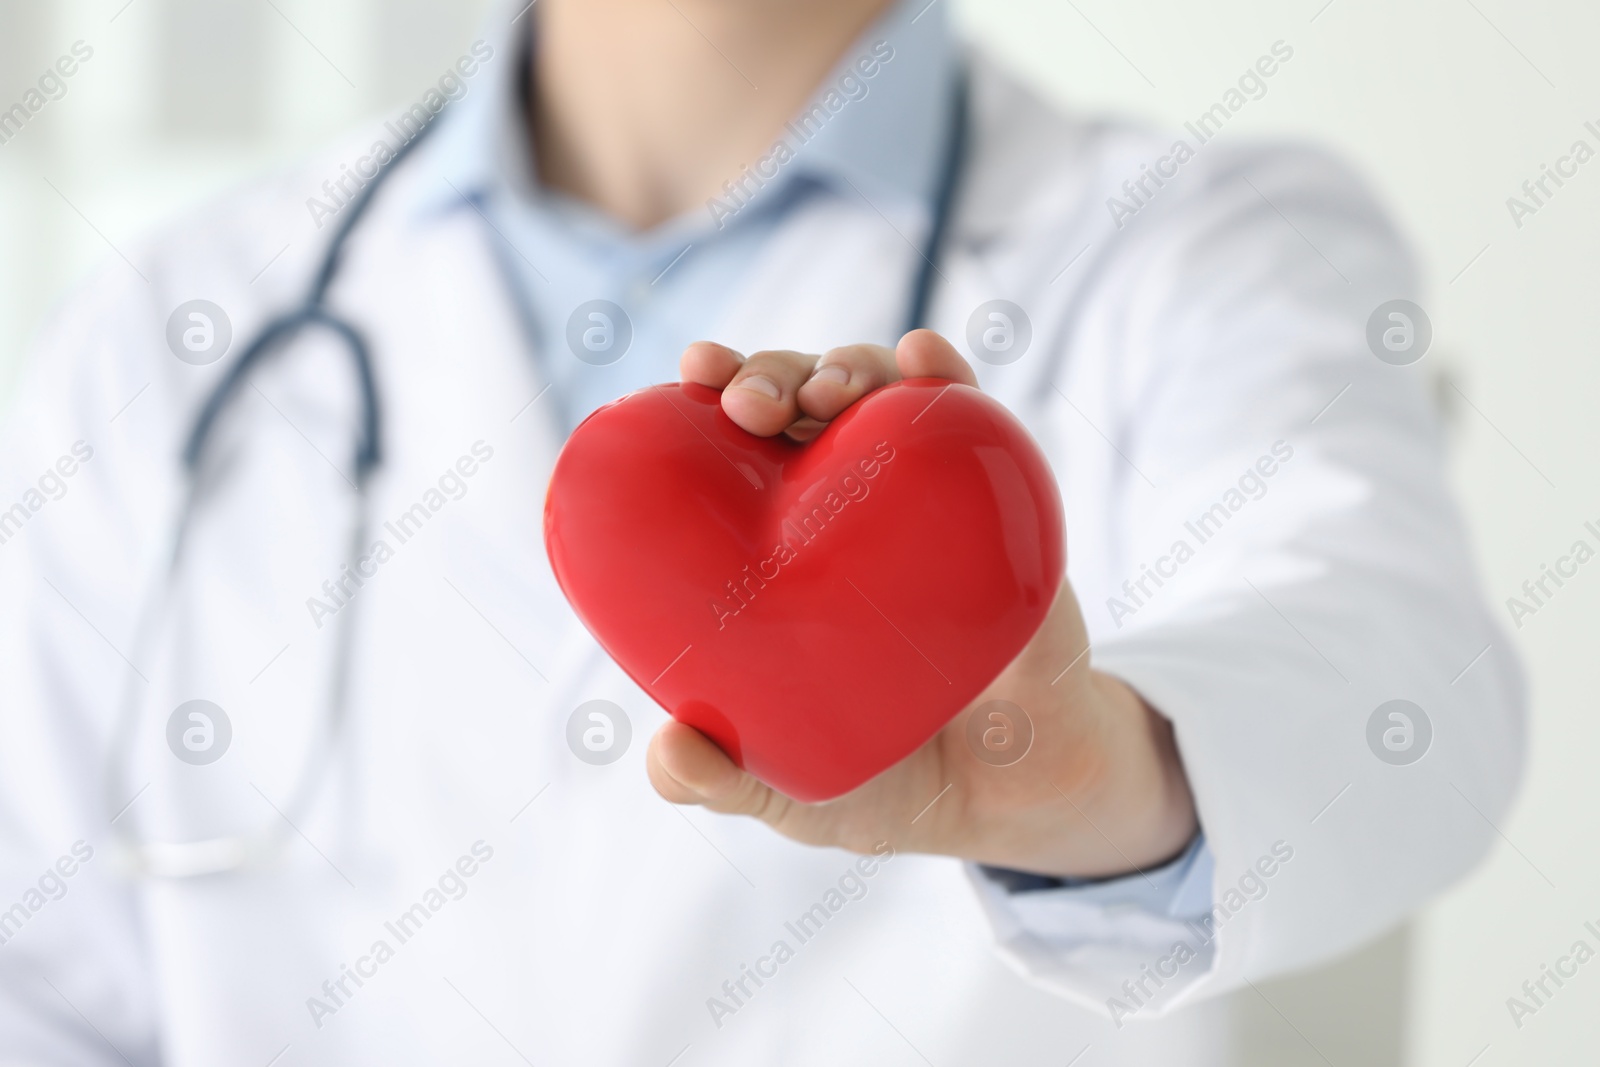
[1089, 671, 1199, 873]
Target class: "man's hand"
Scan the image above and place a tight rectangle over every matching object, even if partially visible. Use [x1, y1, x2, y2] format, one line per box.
[645, 330, 1199, 879]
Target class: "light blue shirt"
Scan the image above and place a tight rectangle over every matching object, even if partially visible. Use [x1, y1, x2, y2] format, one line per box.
[414, 0, 955, 432]
[414, 0, 1211, 921]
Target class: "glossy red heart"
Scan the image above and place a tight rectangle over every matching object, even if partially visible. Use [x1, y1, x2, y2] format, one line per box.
[544, 379, 1065, 801]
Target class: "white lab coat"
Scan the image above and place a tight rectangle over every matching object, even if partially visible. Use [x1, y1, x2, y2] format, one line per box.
[0, 54, 1522, 1066]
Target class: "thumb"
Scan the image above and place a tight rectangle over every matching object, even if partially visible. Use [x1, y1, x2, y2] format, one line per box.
[647, 720, 796, 825]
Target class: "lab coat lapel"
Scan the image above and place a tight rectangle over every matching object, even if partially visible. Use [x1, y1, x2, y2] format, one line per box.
[320, 199, 618, 792]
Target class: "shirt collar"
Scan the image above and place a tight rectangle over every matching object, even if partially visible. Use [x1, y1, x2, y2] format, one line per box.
[404, 0, 956, 234]
[403, 3, 532, 219]
[777, 0, 957, 216]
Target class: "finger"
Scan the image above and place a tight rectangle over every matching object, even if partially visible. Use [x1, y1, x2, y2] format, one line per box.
[646, 720, 757, 806]
[896, 329, 979, 387]
[721, 350, 818, 436]
[680, 341, 745, 389]
[646, 722, 714, 805]
[647, 720, 797, 829]
[796, 343, 899, 423]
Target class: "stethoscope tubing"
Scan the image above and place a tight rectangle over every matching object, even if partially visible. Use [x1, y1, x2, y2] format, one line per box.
[109, 68, 971, 878]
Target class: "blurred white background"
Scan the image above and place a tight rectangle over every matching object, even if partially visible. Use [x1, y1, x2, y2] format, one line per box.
[2, 0, 1596, 1063]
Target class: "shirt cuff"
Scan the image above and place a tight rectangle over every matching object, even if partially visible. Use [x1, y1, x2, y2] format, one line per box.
[977, 833, 1212, 913]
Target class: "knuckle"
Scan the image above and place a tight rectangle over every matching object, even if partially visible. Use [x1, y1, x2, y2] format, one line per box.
[818, 345, 893, 386]
[823, 343, 885, 370]
[744, 349, 814, 381]
[746, 779, 789, 823]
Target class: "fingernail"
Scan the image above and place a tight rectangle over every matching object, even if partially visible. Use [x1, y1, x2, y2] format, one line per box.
[811, 364, 850, 386]
[737, 375, 781, 400]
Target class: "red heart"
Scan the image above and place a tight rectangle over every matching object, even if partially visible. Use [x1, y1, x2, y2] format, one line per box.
[544, 379, 1065, 802]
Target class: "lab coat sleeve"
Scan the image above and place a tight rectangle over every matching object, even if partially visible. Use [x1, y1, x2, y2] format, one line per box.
[972, 142, 1526, 1017]
[0, 262, 174, 1065]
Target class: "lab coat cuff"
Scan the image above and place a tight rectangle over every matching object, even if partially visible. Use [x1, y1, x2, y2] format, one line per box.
[966, 836, 1221, 1019]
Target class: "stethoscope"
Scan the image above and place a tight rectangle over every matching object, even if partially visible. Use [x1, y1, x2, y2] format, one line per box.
[108, 71, 972, 878]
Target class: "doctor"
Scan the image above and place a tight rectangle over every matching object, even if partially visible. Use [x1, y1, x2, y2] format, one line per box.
[0, 0, 1521, 1063]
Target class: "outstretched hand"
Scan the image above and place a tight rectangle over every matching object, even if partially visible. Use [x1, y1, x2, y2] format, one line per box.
[645, 330, 1197, 878]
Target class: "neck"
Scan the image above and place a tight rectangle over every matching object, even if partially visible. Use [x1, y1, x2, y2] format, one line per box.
[529, 0, 895, 230]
